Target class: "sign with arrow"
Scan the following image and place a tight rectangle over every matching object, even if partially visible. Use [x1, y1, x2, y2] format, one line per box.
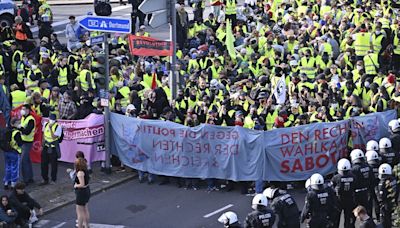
[79, 16, 131, 34]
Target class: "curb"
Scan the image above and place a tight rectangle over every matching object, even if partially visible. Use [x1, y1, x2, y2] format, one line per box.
[15, 0, 122, 6]
[42, 172, 137, 215]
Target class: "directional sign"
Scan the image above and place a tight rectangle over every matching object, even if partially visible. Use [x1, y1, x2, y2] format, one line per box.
[149, 10, 169, 28]
[139, 0, 168, 14]
[79, 16, 131, 34]
[90, 35, 105, 45]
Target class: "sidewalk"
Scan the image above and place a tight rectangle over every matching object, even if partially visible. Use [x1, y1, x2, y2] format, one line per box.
[15, 0, 122, 6]
[0, 156, 136, 215]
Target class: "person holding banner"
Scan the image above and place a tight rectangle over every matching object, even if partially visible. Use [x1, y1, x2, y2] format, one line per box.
[39, 114, 62, 185]
[18, 104, 35, 185]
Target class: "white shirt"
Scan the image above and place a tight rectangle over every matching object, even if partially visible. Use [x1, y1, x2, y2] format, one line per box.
[42, 122, 62, 137]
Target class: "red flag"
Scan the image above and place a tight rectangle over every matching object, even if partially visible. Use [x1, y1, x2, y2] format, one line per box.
[151, 72, 157, 90]
[11, 106, 42, 163]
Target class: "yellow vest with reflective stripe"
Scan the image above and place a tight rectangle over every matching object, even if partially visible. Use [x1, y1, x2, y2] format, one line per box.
[17, 62, 25, 83]
[300, 57, 316, 79]
[11, 130, 21, 153]
[44, 123, 60, 143]
[12, 50, 23, 72]
[372, 33, 384, 54]
[225, 0, 236, 15]
[21, 115, 35, 142]
[243, 115, 255, 129]
[11, 90, 26, 108]
[354, 32, 371, 56]
[394, 33, 400, 55]
[118, 86, 130, 107]
[58, 67, 68, 86]
[363, 53, 379, 75]
[26, 69, 42, 92]
[79, 69, 95, 92]
[210, 65, 223, 79]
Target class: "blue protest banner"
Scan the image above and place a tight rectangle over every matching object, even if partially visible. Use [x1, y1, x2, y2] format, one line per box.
[264, 121, 350, 181]
[349, 110, 397, 150]
[110, 113, 265, 181]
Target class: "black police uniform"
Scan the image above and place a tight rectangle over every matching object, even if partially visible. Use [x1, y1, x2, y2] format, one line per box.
[300, 185, 335, 228]
[351, 161, 374, 216]
[390, 132, 400, 155]
[270, 190, 300, 228]
[376, 174, 398, 228]
[380, 147, 400, 167]
[367, 160, 381, 221]
[324, 183, 341, 228]
[331, 171, 356, 228]
[244, 206, 276, 228]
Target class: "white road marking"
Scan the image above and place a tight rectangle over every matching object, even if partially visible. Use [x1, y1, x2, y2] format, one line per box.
[31, 5, 131, 33]
[52, 222, 67, 228]
[203, 204, 234, 218]
[34, 220, 125, 228]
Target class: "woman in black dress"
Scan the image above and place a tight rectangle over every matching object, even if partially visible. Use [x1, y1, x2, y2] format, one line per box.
[74, 158, 90, 228]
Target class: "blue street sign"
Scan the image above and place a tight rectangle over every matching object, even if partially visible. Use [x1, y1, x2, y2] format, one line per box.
[79, 16, 131, 34]
[90, 35, 105, 45]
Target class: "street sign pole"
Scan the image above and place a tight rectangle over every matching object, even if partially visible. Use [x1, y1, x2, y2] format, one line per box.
[170, 0, 177, 100]
[104, 33, 111, 174]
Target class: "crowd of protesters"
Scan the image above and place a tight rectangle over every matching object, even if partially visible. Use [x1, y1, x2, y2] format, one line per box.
[1, 0, 400, 226]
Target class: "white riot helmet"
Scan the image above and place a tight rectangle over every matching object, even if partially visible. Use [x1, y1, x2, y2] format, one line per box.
[310, 173, 324, 190]
[263, 187, 278, 200]
[305, 178, 311, 189]
[365, 150, 380, 163]
[379, 137, 392, 149]
[337, 158, 351, 173]
[252, 194, 268, 209]
[350, 149, 365, 163]
[366, 140, 379, 151]
[218, 211, 238, 226]
[388, 119, 400, 133]
[378, 163, 392, 179]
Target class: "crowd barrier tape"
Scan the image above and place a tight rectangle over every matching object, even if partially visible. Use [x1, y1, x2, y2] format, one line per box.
[110, 110, 396, 181]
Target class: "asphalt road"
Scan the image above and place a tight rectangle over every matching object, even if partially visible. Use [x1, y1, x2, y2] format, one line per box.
[39, 179, 310, 228]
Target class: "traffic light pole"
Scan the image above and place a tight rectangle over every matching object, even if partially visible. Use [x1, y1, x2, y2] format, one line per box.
[169, 0, 177, 100]
[104, 33, 112, 174]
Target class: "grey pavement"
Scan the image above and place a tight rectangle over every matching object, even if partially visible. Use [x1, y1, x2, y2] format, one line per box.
[0, 152, 136, 215]
[39, 179, 371, 228]
[16, 0, 122, 6]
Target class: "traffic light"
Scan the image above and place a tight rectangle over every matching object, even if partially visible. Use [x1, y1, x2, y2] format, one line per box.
[94, 0, 112, 16]
[93, 53, 107, 89]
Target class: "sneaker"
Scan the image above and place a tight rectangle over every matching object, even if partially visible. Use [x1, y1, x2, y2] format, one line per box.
[29, 210, 38, 224]
[50, 181, 57, 185]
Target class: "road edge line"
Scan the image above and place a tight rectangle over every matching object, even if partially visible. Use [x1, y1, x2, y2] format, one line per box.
[203, 204, 234, 218]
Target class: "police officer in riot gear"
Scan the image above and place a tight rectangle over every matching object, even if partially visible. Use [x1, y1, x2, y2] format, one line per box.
[300, 173, 335, 228]
[365, 149, 381, 222]
[331, 158, 356, 228]
[389, 119, 400, 159]
[244, 194, 276, 228]
[218, 211, 242, 228]
[379, 137, 399, 167]
[263, 186, 300, 228]
[350, 149, 374, 216]
[376, 163, 398, 228]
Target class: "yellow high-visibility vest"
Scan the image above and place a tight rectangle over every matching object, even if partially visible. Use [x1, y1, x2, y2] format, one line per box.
[44, 123, 60, 143]
[21, 115, 35, 142]
[354, 32, 371, 56]
[11, 90, 26, 108]
[225, 0, 236, 15]
[11, 130, 21, 154]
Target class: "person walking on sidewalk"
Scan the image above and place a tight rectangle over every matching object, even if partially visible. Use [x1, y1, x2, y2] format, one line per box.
[74, 158, 91, 228]
[39, 114, 62, 186]
[18, 104, 36, 185]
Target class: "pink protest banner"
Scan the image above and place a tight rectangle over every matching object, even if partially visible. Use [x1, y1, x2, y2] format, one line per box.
[57, 114, 106, 163]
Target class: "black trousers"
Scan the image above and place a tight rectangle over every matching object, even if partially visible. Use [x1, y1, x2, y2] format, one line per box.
[226, 14, 237, 27]
[41, 145, 58, 182]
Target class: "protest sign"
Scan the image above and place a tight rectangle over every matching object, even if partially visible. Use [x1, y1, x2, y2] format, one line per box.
[57, 114, 106, 163]
[264, 121, 350, 181]
[110, 113, 265, 181]
[128, 35, 173, 56]
[349, 110, 396, 150]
